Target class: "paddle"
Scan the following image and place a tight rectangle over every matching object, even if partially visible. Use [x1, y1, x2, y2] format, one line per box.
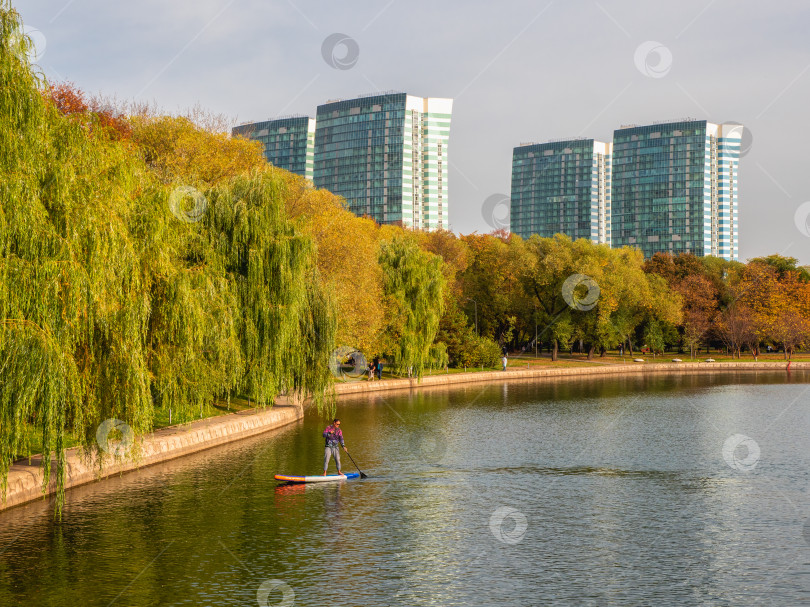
[344, 449, 368, 479]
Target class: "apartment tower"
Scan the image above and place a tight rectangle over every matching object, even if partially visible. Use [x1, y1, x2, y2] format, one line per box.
[313, 92, 453, 230]
[510, 139, 612, 245]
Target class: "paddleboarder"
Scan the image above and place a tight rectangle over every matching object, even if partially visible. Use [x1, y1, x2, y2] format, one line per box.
[322, 418, 348, 476]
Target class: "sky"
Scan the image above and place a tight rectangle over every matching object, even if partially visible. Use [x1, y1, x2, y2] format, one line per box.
[16, 0, 810, 263]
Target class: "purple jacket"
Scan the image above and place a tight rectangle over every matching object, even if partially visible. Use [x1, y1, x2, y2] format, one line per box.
[323, 424, 344, 447]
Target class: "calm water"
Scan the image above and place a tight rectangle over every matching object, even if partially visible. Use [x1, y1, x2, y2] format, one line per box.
[2, 371, 810, 606]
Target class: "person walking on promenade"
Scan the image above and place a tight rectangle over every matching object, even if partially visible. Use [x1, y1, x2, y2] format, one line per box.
[322, 418, 348, 475]
[368, 361, 375, 381]
[502, 354, 508, 372]
[376, 359, 383, 380]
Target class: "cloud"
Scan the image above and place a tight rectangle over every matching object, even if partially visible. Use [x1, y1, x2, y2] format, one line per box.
[16, 0, 810, 262]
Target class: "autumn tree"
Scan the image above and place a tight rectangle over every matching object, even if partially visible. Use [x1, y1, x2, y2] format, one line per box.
[459, 232, 526, 347]
[378, 235, 446, 377]
[284, 184, 385, 356]
[716, 303, 756, 359]
[0, 7, 336, 514]
[518, 236, 682, 360]
[131, 115, 265, 186]
[46, 81, 133, 140]
[679, 274, 718, 358]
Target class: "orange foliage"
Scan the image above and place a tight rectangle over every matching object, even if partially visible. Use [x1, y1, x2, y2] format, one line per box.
[45, 82, 132, 140]
[47, 81, 88, 114]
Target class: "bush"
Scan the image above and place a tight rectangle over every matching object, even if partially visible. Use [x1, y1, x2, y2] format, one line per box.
[453, 333, 501, 368]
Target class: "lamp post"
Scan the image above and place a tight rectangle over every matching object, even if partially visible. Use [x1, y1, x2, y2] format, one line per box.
[466, 298, 478, 335]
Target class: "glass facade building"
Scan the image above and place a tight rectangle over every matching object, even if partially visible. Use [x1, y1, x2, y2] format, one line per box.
[510, 139, 612, 245]
[232, 116, 315, 180]
[611, 120, 741, 260]
[313, 93, 452, 230]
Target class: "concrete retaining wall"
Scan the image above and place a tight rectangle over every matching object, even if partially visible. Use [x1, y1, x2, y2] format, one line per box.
[1, 400, 302, 512]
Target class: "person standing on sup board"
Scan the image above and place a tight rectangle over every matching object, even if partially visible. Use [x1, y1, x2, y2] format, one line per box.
[323, 418, 348, 475]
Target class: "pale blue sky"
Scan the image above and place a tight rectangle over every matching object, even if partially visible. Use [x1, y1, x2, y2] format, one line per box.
[17, 0, 810, 262]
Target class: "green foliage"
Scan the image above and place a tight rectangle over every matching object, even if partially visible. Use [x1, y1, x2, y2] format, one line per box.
[749, 254, 810, 283]
[518, 234, 682, 356]
[436, 304, 501, 368]
[206, 174, 336, 410]
[643, 320, 665, 356]
[0, 4, 336, 513]
[452, 334, 502, 369]
[428, 342, 449, 370]
[378, 236, 446, 378]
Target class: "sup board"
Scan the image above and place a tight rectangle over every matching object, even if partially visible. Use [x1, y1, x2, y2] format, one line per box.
[275, 473, 359, 483]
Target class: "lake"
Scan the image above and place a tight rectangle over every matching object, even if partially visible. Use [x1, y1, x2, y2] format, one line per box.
[1, 371, 810, 606]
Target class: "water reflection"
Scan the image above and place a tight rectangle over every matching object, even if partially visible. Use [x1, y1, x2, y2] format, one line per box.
[0, 371, 808, 606]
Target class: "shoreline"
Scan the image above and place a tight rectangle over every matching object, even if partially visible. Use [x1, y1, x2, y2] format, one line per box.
[1, 398, 303, 513]
[2, 361, 808, 513]
[332, 360, 809, 396]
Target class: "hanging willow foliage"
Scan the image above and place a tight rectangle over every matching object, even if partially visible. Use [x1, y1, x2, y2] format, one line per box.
[0, 2, 336, 514]
[378, 236, 446, 378]
[0, 3, 152, 512]
[204, 173, 336, 411]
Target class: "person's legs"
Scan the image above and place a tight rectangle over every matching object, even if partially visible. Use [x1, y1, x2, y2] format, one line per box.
[335, 448, 342, 475]
[323, 446, 333, 474]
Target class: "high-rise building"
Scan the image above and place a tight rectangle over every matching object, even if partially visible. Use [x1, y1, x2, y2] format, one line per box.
[232, 116, 315, 181]
[611, 120, 742, 260]
[510, 139, 612, 245]
[313, 92, 452, 230]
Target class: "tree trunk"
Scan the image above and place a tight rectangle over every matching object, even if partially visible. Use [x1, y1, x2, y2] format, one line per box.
[599, 347, 606, 357]
[627, 339, 634, 355]
[552, 339, 558, 361]
[587, 344, 595, 360]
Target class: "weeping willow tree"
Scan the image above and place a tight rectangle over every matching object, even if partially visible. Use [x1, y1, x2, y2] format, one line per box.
[0, 2, 152, 512]
[204, 173, 336, 411]
[378, 236, 446, 378]
[0, 2, 336, 513]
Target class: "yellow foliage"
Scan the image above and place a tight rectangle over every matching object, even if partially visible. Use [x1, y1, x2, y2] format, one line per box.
[283, 181, 386, 355]
[131, 116, 266, 187]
